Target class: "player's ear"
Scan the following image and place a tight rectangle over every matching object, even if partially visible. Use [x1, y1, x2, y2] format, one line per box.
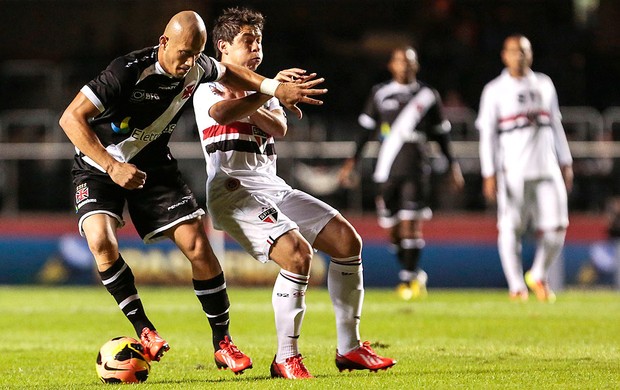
[159, 35, 169, 48]
[217, 40, 228, 56]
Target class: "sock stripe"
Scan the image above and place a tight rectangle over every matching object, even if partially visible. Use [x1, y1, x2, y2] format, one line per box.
[194, 283, 227, 296]
[205, 308, 230, 319]
[101, 263, 128, 286]
[401, 238, 425, 249]
[279, 270, 309, 286]
[331, 255, 362, 266]
[118, 294, 139, 310]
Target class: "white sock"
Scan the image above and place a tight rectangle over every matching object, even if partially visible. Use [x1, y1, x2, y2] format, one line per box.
[530, 229, 566, 280]
[272, 269, 308, 362]
[498, 228, 526, 292]
[329, 256, 363, 354]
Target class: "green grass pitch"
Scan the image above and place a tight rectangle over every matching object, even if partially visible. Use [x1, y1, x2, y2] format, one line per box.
[0, 286, 618, 389]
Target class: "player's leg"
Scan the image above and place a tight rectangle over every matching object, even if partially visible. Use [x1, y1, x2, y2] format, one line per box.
[393, 179, 431, 299]
[496, 175, 528, 300]
[165, 218, 252, 373]
[82, 213, 159, 339]
[526, 178, 568, 302]
[268, 229, 314, 378]
[313, 214, 396, 372]
[278, 187, 395, 372]
[75, 175, 166, 361]
[398, 218, 428, 299]
[376, 181, 407, 295]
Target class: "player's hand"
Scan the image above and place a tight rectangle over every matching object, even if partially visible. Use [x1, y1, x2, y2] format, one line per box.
[108, 162, 147, 190]
[482, 175, 496, 204]
[274, 76, 327, 120]
[275, 68, 317, 84]
[561, 165, 574, 193]
[338, 158, 358, 188]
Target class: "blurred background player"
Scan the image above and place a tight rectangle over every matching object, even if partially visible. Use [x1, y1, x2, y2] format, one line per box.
[339, 46, 464, 300]
[59, 10, 325, 371]
[476, 34, 573, 302]
[193, 7, 395, 379]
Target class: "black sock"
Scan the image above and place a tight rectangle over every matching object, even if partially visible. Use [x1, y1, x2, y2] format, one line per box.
[400, 247, 421, 273]
[99, 255, 153, 336]
[193, 272, 231, 351]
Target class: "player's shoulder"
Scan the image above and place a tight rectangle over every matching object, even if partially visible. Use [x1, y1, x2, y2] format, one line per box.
[531, 71, 554, 84]
[370, 80, 394, 94]
[109, 46, 157, 71]
[104, 46, 157, 84]
[417, 80, 440, 94]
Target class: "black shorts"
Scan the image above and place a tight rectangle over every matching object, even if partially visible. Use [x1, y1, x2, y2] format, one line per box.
[72, 159, 204, 243]
[376, 175, 432, 227]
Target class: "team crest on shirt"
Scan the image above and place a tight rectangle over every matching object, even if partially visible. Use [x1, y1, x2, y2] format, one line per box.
[258, 207, 278, 224]
[251, 126, 269, 153]
[182, 82, 197, 99]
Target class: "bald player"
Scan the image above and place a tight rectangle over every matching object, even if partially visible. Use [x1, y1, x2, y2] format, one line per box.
[59, 10, 325, 372]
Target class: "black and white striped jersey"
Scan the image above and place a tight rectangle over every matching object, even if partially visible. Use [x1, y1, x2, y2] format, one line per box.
[76, 46, 222, 172]
[358, 80, 450, 181]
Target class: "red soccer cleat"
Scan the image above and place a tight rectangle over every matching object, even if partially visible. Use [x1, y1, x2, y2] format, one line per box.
[270, 354, 313, 379]
[335, 341, 396, 372]
[214, 336, 253, 374]
[140, 327, 170, 362]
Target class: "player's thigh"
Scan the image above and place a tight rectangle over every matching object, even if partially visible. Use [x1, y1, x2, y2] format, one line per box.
[496, 179, 525, 232]
[126, 172, 204, 243]
[535, 178, 569, 230]
[278, 189, 338, 247]
[269, 229, 313, 274]
[312, 213, 362, 258]
[211, 191, 298, 263]
[73, 174, 125, 250]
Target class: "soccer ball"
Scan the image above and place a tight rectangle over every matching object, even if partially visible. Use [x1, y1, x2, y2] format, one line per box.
[96, 336, 150, 384]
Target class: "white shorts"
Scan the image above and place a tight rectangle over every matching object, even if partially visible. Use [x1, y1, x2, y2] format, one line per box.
[496, 173, 569, 233]
[209, 187, 338, 263]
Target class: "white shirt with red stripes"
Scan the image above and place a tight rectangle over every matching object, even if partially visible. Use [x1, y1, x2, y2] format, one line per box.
[193, 82, 290, 203]
[476, 69, 572, 181]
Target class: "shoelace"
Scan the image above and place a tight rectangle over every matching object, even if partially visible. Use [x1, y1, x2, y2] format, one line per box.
[359, 341, 378, 357]
[285, 355, 309, 376]
[220, 336, 244, 358]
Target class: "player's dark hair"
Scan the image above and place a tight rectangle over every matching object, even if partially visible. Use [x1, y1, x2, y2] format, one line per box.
[212, 7, 265, 60]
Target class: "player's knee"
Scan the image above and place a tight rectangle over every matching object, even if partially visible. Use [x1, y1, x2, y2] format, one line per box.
[285, 241, 313, 275]
[337, 220, 362, 255]
[85, 234, 118, 259]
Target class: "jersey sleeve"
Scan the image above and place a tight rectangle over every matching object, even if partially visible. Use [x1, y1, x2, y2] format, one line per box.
[476, 83, 498, 178]
[358, 86, 379, 130]
[82, 56, 129, 113]
[547, 80, 573, 166]
[193, 82, 225, 131]
[198, 55, 225, 83]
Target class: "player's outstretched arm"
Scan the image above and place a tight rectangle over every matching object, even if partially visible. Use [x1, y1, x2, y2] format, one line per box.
[219, 62, 327, 119]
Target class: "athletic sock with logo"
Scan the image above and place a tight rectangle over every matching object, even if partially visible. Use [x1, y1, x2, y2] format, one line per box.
[272, 269, 308, 362]
[328, 256, 363, 354]
[99, 255, 153, 336]
[193, 273, 231, 351]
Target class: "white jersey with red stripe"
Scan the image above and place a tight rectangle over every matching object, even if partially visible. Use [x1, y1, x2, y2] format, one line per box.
[476, 69, 572, 181]
[193, 82, 291, 201]
[192, 81, 338, 261]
